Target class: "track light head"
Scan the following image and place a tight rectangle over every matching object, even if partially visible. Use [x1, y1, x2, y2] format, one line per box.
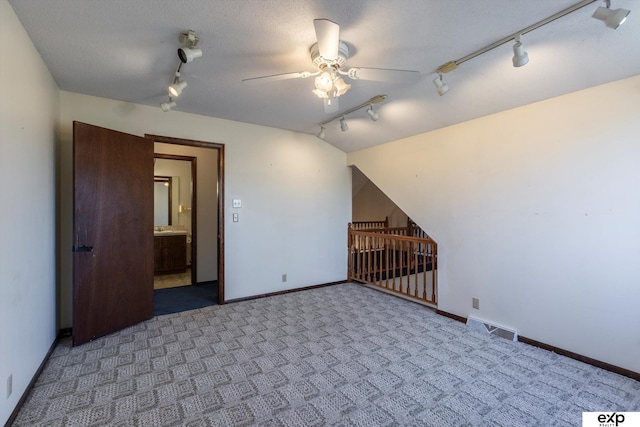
[160, 101, 177, 112]
[432, 74, 449, 96]
[366, 105, 380, 121]
[512, 36, 529, 67]
[317, 126, 326, 140]
[168, 80, 188, 97]
[592, 3, 630, 29]
[178, 47, 203, 63]
[340, 117, 349, 132]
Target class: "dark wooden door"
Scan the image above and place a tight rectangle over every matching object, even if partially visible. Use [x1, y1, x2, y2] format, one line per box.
[73, 122, 154, 346]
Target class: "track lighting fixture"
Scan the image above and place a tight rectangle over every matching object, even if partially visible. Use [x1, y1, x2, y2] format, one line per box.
[315, 95, 386, 140]
[317, 126, 326, 140]
[160, 30, 201, 111]
[340, 117, 349, 132]
[178, 47, 203, 63]
[511, 35, 529, 67]
[160, 101, 176, 112]
[168, 80, 187, 97]
[432, 74, 449, 96]
[366, 105, 380, 121]
[431, 0, 631, 95]
[592, 0, 630, 29]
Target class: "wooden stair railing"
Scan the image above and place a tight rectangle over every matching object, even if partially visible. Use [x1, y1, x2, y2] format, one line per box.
[348, 228, 437, 306]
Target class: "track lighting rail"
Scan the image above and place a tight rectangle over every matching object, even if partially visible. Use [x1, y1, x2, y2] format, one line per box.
[433, 0, 629, 95]
[319, 95, 386, 126]
[315, 95, 386, 139]
[437, 0, 599, 74]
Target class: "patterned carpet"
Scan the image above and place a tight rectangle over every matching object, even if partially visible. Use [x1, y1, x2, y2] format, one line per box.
[12, 283, 640, 426]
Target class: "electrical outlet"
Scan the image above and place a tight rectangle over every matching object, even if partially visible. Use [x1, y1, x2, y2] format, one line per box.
[472, 298, 479, 310]
[7, 374, 12, 399]
[282, 274, 287, 282]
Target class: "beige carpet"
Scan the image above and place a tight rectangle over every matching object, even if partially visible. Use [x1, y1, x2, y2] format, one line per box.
[11, 283, 640, 426]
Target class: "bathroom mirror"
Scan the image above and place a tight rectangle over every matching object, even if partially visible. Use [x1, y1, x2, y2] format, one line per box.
[154, 176, 179, 226]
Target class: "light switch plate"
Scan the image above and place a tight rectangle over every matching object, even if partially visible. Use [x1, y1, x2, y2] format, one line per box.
[232, 199, 242, 208]
[232, 213, 239, 222]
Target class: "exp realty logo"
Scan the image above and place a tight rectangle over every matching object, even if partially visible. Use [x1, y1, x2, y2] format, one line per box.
[583, 412, 640, 427]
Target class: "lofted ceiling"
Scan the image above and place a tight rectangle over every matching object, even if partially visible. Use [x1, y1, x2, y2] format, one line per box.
[8, 0, 639, 152]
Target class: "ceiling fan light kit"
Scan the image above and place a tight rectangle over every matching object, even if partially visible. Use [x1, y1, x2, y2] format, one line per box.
[432, 0, 630, 95]
[243, 19, 420, 113]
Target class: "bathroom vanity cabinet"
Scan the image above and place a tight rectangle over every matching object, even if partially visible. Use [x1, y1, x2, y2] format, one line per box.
[154, 234, 187, 274]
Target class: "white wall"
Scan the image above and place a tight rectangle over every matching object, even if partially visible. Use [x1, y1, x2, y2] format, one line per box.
[352, 167, 408, 227]
[58, 91, 351, 325]
[0, 1, 59, 424]
[348, 75, 640, 373]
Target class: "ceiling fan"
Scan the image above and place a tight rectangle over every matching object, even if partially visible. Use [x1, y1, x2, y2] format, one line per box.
[242, 19, 422, 113]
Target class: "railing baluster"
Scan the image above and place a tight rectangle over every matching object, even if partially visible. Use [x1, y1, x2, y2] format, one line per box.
[347, 228, 437, 306]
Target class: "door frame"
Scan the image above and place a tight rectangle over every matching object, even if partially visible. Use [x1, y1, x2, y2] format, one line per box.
[146, 134, 225, 303]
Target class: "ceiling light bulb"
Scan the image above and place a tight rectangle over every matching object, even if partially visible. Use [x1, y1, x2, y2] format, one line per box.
[432, 75, 449, 96]
[312, 88, 329, 99]
[178, 47, 203, 63]
[315, 71, 334, 92]
[317, 126, 326, 140]
[168, 80, 188, 97]
[340, 117, 348, 132]
[592, 5, 630, 29]
[334, 77, 351, 97]
[366, 105, 380, 121]
[512, 39, 529, 67]
[160, 101, 177, 112]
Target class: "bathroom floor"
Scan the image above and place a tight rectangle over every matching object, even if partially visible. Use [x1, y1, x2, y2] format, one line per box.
[153, 267, 192, 290]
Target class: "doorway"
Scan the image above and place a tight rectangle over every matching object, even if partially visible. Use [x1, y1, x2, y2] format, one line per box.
[153, 154, 196, 290]
[147, 134, 225, 311]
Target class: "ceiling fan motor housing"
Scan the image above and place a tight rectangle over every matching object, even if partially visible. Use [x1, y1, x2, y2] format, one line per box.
[310, 41, 349, 70]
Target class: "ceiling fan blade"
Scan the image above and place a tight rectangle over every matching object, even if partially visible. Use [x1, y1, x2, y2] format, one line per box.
[314, 19, 340, 60]
[242, 71, 314, 84]
[324, 97, 339, 114]
[346, 67, 422, 84]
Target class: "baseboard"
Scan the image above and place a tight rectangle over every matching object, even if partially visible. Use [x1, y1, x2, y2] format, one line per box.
[436, 309, 467, 324]
[435, 310, 640, 382]
[4, 329, 66, 427]
[224, 280, 348, 304]
[517, 335, 640, 382]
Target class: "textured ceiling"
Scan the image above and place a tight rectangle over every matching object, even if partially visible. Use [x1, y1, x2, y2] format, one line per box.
[8, 0, 640, 152]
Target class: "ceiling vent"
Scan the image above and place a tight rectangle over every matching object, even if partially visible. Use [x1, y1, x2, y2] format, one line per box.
[466, 315, 518, 342]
